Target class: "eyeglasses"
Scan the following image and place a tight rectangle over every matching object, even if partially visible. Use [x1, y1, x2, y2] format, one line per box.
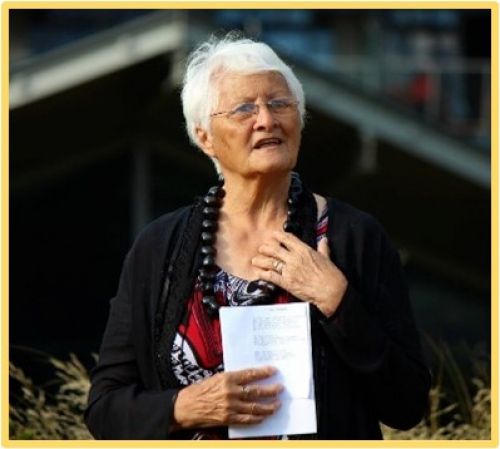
[210, 98, 299, 122]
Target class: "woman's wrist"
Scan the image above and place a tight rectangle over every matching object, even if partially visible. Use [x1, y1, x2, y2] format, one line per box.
[171, 386, 201, 431]
[169, 389, 183, 432]
[171, 386, 195, 430]
[171, 383, 207, 430]
[317, 276, 348, 318]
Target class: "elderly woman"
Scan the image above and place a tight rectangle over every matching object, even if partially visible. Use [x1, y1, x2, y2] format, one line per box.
[85, 35, 430, 440]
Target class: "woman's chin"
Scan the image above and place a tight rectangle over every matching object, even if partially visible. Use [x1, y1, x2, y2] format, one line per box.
[250, 161, 295, 178]
[250, 151, 296, 173]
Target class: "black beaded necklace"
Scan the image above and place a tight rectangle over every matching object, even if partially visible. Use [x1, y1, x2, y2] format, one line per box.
[199, 172, 303, 316]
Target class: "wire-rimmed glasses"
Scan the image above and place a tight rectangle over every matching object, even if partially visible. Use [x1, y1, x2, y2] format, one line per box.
[210, 98, 299, 122]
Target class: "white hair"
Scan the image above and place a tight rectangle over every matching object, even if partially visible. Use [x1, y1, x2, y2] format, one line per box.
[181, 33, 306, 172]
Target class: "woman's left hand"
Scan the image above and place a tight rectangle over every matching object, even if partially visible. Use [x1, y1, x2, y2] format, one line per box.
[251, 231, 348, 318]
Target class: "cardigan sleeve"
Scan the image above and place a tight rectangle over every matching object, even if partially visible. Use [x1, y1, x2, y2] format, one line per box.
[319, 218, 431, 430]
[84, 251, 179, 439]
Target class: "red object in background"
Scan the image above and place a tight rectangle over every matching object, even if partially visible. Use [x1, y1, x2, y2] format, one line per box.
[409, 73, 433, 110]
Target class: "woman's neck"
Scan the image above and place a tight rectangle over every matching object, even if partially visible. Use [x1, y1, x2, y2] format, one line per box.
[220, 173, 291, 230]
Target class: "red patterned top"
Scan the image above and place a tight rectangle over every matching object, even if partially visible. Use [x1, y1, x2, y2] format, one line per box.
[171, 206, 329, 385]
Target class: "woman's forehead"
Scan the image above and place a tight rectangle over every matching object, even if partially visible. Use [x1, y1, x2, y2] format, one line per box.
[214, 71, 291, 101]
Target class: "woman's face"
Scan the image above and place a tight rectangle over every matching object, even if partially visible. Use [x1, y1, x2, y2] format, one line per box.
[196, 71, 302, 179]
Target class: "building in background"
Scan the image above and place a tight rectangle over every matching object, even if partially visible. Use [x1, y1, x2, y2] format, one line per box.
[8, 9, 491, 377]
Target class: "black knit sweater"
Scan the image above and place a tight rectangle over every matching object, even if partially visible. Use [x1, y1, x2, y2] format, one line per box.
[85, 192, 430, 439]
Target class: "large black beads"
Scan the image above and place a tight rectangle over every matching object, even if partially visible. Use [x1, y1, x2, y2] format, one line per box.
[202, 219, 217, 232]
[198, 174, 303, 317]
[203, 195, 221, 207]
[199, 184, 225, 317]
[282, 173, 301, 236]
[199, 266, 217, 281]
[202, 206, 219, 219]
[202, 281, 214, 294]
[202, 296, 219, 316]
[202, 255, 216, 266]
[201, 232, 215, 244]
[208, 186, 225, 198]
[201, 246, 216, 256]
[283, 221, 299, 234]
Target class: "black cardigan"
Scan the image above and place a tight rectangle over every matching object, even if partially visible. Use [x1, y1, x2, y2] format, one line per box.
[85, 197, 431, 440]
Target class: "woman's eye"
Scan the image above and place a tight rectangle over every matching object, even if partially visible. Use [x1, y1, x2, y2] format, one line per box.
[233, 103, 256, 115]
[269, 100, 289, 110]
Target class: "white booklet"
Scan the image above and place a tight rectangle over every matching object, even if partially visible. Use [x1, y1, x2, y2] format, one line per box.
[220, 302, 317, 439]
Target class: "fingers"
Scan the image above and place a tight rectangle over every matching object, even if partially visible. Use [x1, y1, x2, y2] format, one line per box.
[174, 368, 283, 429]
[317, 236, 330, 257]
[228, 367, 283, 403]
[257, 241, 291, 262]
[240, 382, 284, 400]
[272, 230, 306, 252]
[254, 268, 283, 286]
[249, 383, 284, 399]
[251, 255, 283, 272]
[251, 254, 270, 270]
[253, 231, 314, 272]
[233, 413, 266, 425]
[231, 401, 281, 425]
[220, 368, 283, 426]
[229, 365, 278, 385]
[235, 399, 281, 417]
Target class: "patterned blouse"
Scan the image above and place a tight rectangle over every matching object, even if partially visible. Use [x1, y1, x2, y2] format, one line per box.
[170, 206, 328, 438]
[170, 207, 328, 385]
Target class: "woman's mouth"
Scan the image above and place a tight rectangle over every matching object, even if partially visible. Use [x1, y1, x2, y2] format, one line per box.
[254, 138, 283, 149]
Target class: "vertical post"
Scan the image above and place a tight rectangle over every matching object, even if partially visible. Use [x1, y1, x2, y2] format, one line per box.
[131, 143, 151, 240]
[359, 128, 378, 174]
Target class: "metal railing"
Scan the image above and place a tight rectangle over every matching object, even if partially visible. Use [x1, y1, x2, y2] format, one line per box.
[287, 52, 491, 148]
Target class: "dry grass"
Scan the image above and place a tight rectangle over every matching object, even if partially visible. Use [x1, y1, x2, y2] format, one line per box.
[9, 348, 491, 440]
[9, 354, 93, 440]
[382, 378, 491, 440]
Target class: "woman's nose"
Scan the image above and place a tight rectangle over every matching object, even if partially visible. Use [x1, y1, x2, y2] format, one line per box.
[253, 104, 277, 130]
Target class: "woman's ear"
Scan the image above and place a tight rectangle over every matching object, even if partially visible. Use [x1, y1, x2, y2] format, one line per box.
[195, 127, 215, 157]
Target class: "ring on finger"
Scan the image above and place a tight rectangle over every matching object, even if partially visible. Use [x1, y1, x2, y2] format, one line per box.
[250, 403, 257, 415]
[241, 385, 251, 400]
[272, 259, 284, 274]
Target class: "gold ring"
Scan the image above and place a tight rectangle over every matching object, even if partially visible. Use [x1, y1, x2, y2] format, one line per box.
[250, 403, 257, 415]
[273, 260, 284, 274]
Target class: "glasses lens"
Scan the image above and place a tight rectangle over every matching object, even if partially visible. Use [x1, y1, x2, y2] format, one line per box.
[269, 99, 288, 112]
[269, 99, 297, 114]
[230, 103, 257, 120]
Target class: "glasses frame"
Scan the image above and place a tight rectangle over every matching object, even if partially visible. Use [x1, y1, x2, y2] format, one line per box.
[210, 98, 299, 121]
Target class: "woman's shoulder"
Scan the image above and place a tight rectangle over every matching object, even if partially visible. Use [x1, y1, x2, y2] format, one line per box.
[324, 196, 388, 239]
[129, 204, 195, 255]
[322, 197, 399, 265]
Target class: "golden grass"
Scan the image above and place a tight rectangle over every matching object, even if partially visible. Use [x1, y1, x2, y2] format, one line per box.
[9, 350, 491, 440]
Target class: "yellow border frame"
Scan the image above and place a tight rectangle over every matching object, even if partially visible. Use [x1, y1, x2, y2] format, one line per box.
[0, 2, 498, 8]
[1, 2, 498, 449]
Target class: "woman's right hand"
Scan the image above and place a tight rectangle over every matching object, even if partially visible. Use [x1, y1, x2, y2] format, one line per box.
[172, 366, 283, 430]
